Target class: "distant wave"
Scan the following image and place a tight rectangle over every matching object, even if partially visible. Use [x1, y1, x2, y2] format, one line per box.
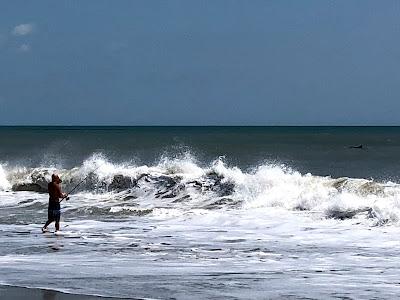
[1, 153, 399, 225]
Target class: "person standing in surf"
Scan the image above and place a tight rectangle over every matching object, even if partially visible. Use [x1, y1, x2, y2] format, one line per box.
[42, 174, 68, 233]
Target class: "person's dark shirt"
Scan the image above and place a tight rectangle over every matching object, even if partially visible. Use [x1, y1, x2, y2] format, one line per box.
[48, 182, 62, 210]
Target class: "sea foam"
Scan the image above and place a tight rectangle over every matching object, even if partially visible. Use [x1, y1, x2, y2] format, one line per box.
[2, 154, 400, 225]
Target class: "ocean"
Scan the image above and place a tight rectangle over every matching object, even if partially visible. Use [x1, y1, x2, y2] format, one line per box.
[1, 126, 400, 299]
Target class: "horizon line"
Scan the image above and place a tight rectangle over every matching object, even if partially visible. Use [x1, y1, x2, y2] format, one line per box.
[1, 125, 400, 128]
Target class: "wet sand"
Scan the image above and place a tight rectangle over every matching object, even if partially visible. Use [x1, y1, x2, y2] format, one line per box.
[0, 285, 128, 300]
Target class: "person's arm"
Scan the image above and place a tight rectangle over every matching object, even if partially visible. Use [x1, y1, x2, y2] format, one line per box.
[56, 184, 67, 199]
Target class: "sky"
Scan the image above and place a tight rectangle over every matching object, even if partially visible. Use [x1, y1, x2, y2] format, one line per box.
[0, 0, 399, 125]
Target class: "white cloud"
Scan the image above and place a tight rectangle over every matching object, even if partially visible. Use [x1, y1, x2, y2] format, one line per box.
[18, 44, 30, 52]
[12, 23, 34, 36]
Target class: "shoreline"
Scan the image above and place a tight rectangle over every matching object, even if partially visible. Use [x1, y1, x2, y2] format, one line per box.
[0, 285, 133, 300]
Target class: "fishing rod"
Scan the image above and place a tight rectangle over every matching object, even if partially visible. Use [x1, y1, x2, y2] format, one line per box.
[60, 166, 101, 203]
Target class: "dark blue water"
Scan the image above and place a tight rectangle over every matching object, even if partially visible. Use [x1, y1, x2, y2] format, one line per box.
[2, 126, 400, 299]
[1, 126, 400, 181]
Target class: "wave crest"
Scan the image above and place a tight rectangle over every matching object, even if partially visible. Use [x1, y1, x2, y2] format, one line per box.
[2, 154, 400, 225]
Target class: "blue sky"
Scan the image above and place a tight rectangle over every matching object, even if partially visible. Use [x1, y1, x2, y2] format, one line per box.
[0, 1, 399, 125]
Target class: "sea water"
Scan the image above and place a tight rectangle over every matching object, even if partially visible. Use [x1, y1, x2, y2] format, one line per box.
[1, 126, 400, 299]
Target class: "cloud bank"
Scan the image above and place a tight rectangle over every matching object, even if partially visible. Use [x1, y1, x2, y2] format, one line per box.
[12, 23, 34, 36]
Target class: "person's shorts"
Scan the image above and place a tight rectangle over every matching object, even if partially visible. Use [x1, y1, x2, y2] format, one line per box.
[48, 209, 61, 222]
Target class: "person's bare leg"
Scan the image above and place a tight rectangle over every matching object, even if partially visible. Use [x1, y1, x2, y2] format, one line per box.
[42, 220, 52, 232]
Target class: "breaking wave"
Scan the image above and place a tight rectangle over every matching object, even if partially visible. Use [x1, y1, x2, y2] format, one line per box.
[1, 153, 400, 225]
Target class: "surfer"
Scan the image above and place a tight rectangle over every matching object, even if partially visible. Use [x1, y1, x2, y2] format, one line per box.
[42, 174, 68, 233]
[349, 144, 363, 149]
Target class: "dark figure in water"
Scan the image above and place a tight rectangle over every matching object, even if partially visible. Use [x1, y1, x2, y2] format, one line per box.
[349, 144, 363, 149]
[42, 174, 67, 233]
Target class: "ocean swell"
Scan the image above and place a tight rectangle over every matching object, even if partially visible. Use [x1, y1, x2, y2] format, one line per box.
[1, 154, 400, 225]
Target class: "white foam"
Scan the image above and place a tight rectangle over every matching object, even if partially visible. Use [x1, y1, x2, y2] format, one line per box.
[0, 164, 11, 191]
[2, 154, 400, 225]
[157, 153, 205, 177]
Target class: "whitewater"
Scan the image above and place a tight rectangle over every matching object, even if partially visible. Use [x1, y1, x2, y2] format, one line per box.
[1, 153, 400, 299]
